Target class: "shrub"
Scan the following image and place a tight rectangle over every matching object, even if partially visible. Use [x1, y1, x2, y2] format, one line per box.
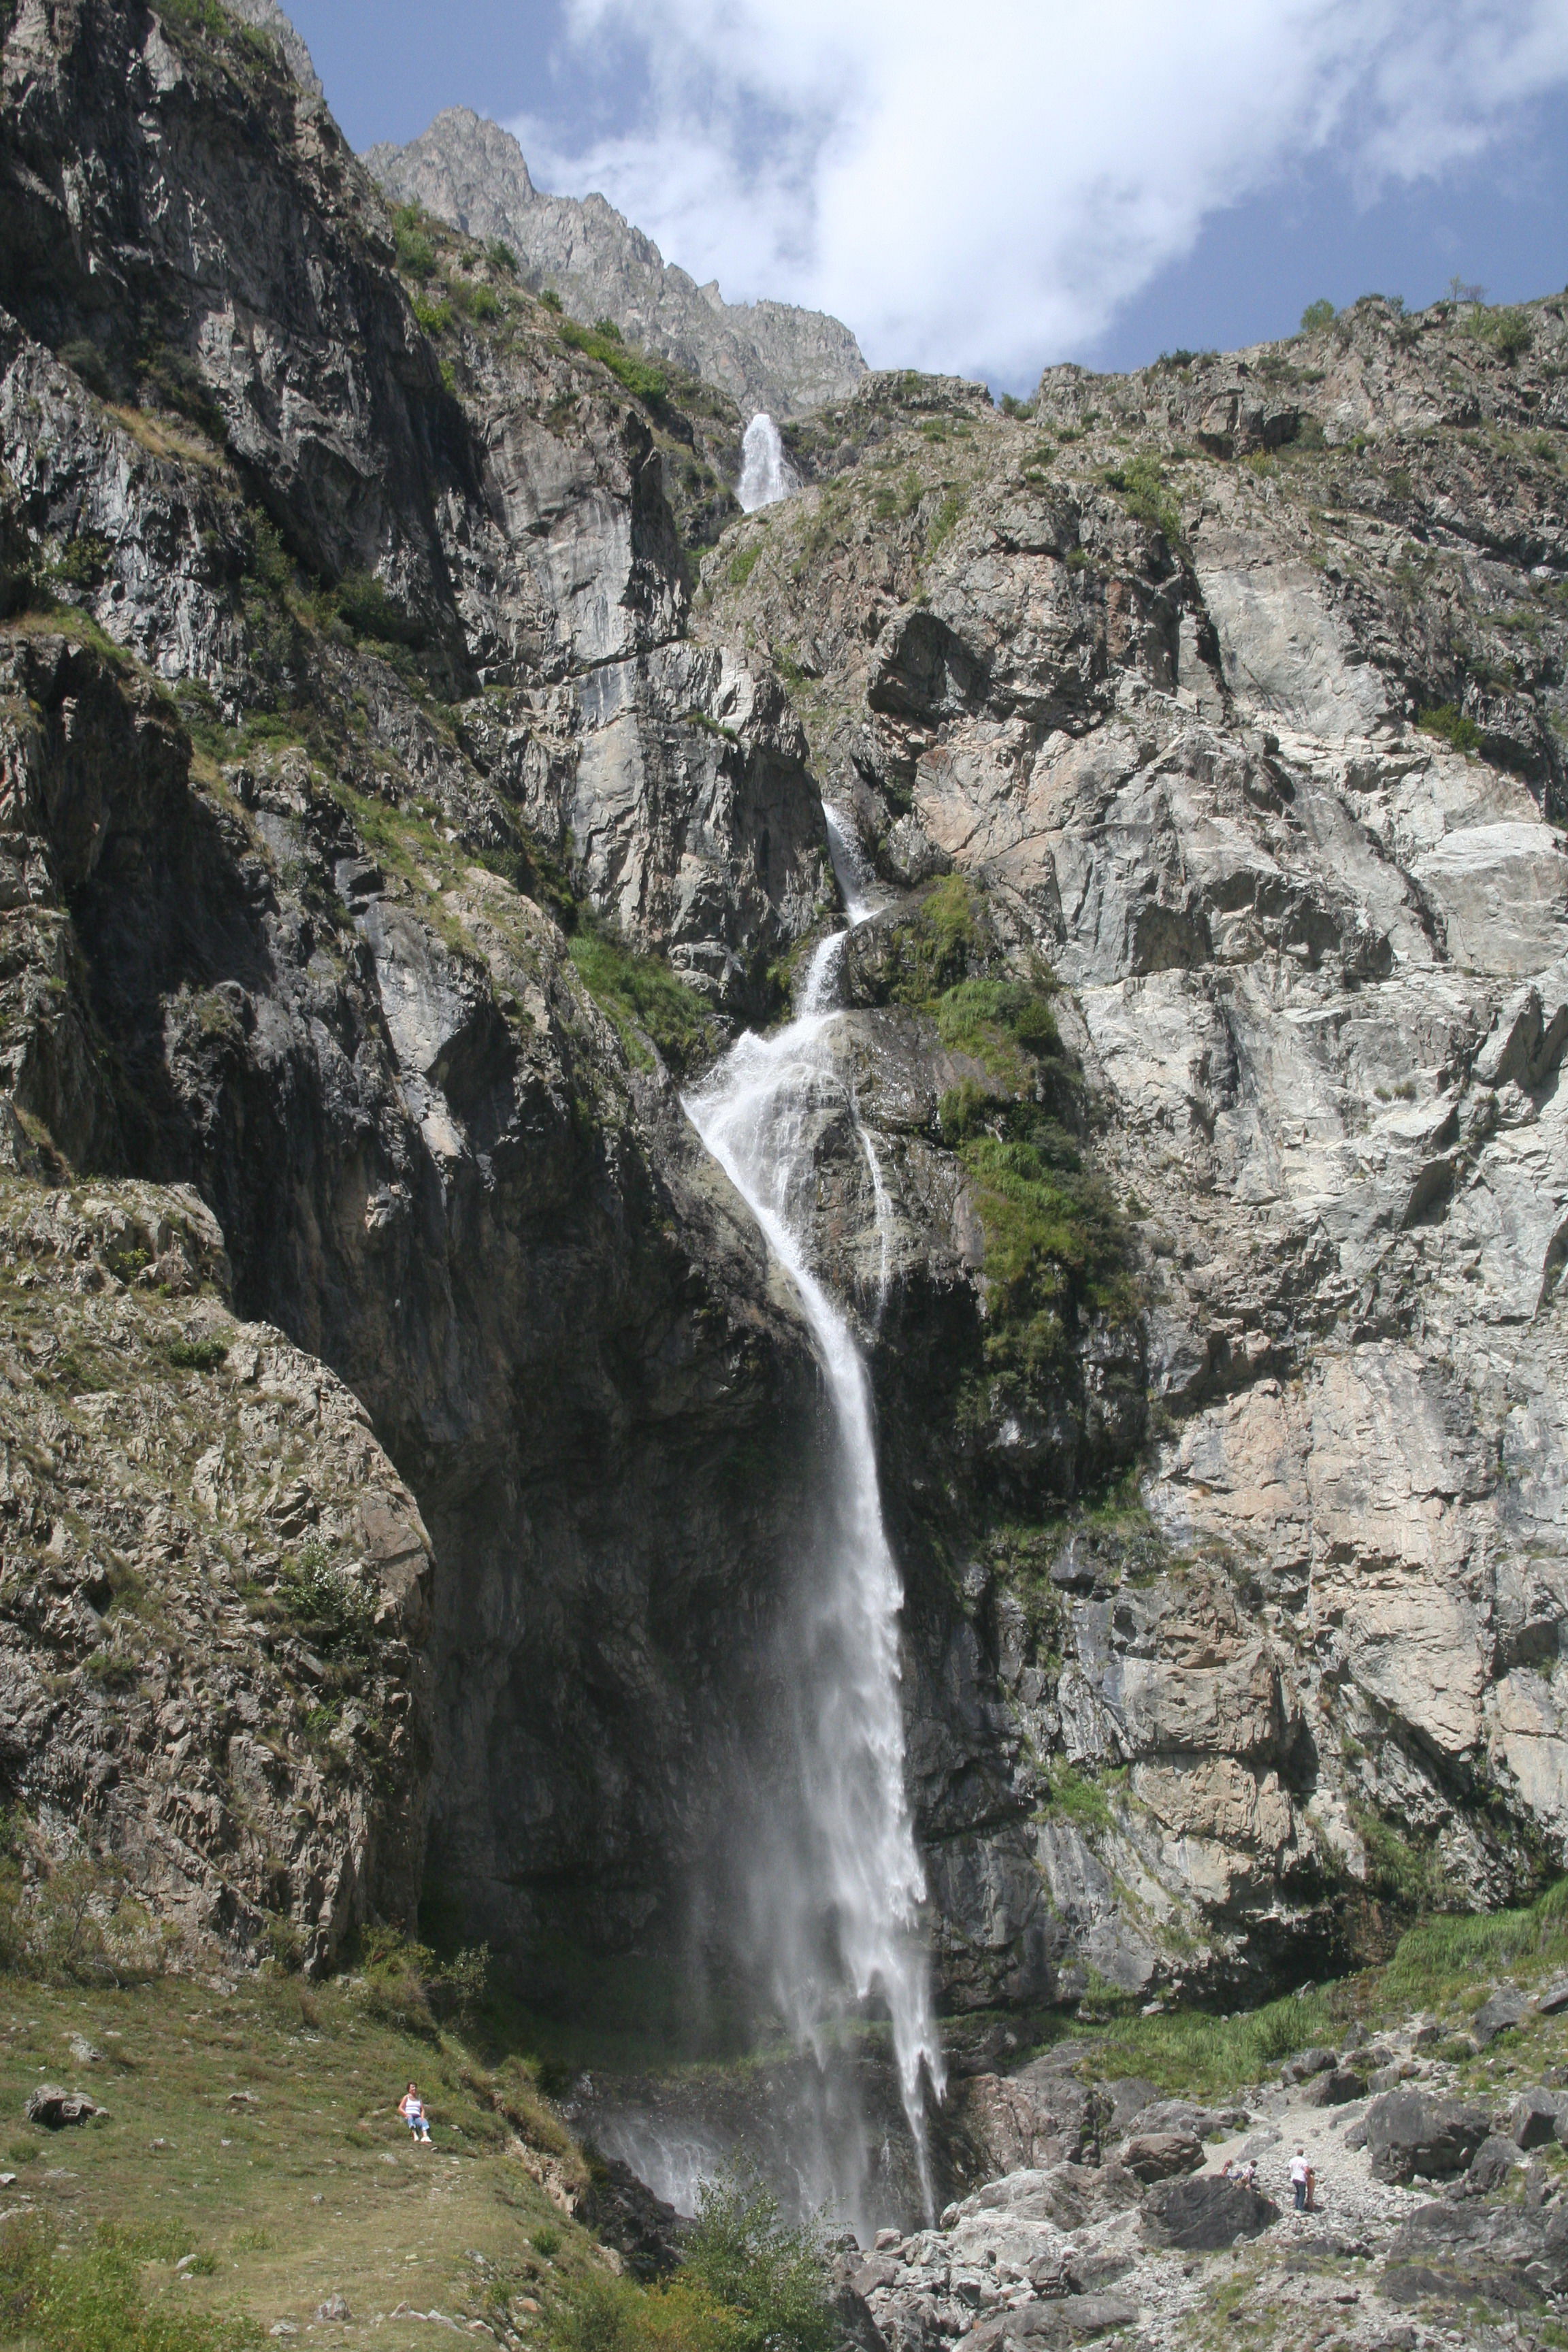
[138, 347, 224, 440]
[393, 208, 437, 281]
[451, 279, 500, 323]
[593, 316, 625, 343]
[999, 393, 1034, 419]
[356, 1925, 492, 2037]
[1101, 453, 1180, 540]
[487, 238, 519, 276]
[336, 569, 425, 647]
[274, 1544, 377, 1650]
[539, 288, 564, 313]
[681, 2172, 835, 2352]
[412, 293, 451, 336]
[1460, 304, 1533, 361]
[725, 545, 761, 590]
[165, 1335, 227, 1372]
[59, 338, 112, 399]
[1417, 703, 1482, 754]
[555, 2272, 743, 2352]
[1300, 298, 1337, 333]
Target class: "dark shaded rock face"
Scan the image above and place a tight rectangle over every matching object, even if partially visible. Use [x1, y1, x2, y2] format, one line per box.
[0, 0, 830, 1983]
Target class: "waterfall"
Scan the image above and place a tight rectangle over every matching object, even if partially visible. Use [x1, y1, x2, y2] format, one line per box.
[683, 815, 945, 2232]
[738, 412, 798, 512]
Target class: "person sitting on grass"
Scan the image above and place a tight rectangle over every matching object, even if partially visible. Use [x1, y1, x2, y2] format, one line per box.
[398, 2082, 432, 2143]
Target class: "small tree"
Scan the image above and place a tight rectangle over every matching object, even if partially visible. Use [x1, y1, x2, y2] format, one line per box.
[1300, 299, 1336, 333]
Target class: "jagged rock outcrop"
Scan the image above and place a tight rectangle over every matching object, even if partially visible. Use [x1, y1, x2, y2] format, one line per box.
[365, 108, 867, 421]
[0, 1164, 431, 1973]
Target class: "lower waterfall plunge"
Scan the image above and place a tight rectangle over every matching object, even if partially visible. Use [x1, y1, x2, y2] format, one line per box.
[682, 818, 945, 2232]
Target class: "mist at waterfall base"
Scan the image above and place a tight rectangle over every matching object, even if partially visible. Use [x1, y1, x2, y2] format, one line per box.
[578, 806, 943, 2244]
[738, 412, 797, 512]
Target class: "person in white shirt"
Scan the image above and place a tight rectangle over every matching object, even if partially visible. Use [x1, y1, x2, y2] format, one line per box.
[1290, 2147, 1311, 2210]
[398, 2082, 432, 2143]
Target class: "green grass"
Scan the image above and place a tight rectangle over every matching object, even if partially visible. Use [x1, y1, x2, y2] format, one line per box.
[0, 1972, 600, 2348]
[1379, 1880, 1568, 2013]
[1069, 1985, 1344, 2098]
[568, 920, 721, 1076]
[1051, 1878, 1568, 2104]
[558, 321, 668, 406]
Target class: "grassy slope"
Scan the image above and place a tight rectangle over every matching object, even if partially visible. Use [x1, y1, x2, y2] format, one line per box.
[0, 1972, 591, 2347]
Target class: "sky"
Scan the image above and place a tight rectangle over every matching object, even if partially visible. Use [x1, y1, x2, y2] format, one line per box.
[291, 0, 1568, 393]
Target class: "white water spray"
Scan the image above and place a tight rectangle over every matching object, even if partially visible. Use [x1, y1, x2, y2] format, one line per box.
[684, 814, 945, 2227]
[738, 412, 798, 512]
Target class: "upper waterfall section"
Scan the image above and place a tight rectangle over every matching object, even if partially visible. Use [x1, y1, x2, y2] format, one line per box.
[365, 110, 867, 423]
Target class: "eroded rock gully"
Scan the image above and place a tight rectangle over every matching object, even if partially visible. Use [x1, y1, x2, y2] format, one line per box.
[0, 0, 1564, 2042]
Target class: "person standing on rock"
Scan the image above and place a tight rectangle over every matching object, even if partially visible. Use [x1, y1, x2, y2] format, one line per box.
[1290, 2147, 1310, 2211]
[398, 2082, 431, 2143]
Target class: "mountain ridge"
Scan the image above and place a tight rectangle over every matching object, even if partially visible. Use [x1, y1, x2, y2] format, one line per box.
[364, 105, 868, 421]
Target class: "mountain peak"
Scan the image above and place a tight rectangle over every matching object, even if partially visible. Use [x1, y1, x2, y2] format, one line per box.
[363, 108, 866, 420]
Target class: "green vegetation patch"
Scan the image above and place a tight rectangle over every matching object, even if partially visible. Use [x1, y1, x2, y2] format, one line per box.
[334, 572, 425, 649]
[1466, 305, 1534, 363]
[559, 321, 668, 406]
[1101, 454, 1181, 541]
[0, 2212, 259, 2352]
[1418, 702, 1482, 754]
[568, 919, 722, 1076]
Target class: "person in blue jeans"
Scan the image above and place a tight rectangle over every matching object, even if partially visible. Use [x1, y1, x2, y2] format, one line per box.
[398, 2082, 432, 2143]
[1290, 2148, 1311, 2210]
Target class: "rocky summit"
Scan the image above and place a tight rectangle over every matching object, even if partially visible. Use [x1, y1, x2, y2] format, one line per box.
[1, 0, 1567, 2338]
[365, 107, 869, 422]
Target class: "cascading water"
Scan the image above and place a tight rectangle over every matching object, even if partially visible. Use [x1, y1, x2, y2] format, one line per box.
[683, 810, 945, 2232]
[738, 412, 798, 512]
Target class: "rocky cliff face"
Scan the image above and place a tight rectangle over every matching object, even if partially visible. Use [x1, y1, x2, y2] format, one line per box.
[0, 0, 830, 1985]
[364, 108, 868, 423]
[698, 323, 1568, 2004]
[1, 0, 1566, 2043]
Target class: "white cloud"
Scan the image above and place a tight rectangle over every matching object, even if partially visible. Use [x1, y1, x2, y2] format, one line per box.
[512, 0, 1568, 382]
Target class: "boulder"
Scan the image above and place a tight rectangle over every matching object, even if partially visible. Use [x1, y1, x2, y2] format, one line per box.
[578, 2156, 685, 2282]
[1365, 2093, 1490, 2185]
[1462, 2136, 1522, 2195]
[1280, 2048, 1338, 2085]
[1121, 2130, 1204, 2183]
[1535, 1978, 1568, 2016]
[968, 2296, 1139, 2351]
[24, 2086, 101, 2129]
[1383, 2198, 1568, 2311]
[1297, 2068, 1367, 2108]
[1472, 1991, 1529, 2047]
[1126, 2097, 1232, 2139]
[1141, 2174, 1278, 2251]
[1505, 2088, 1563, 2151]
[1102, 2078, 1160, 2137]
